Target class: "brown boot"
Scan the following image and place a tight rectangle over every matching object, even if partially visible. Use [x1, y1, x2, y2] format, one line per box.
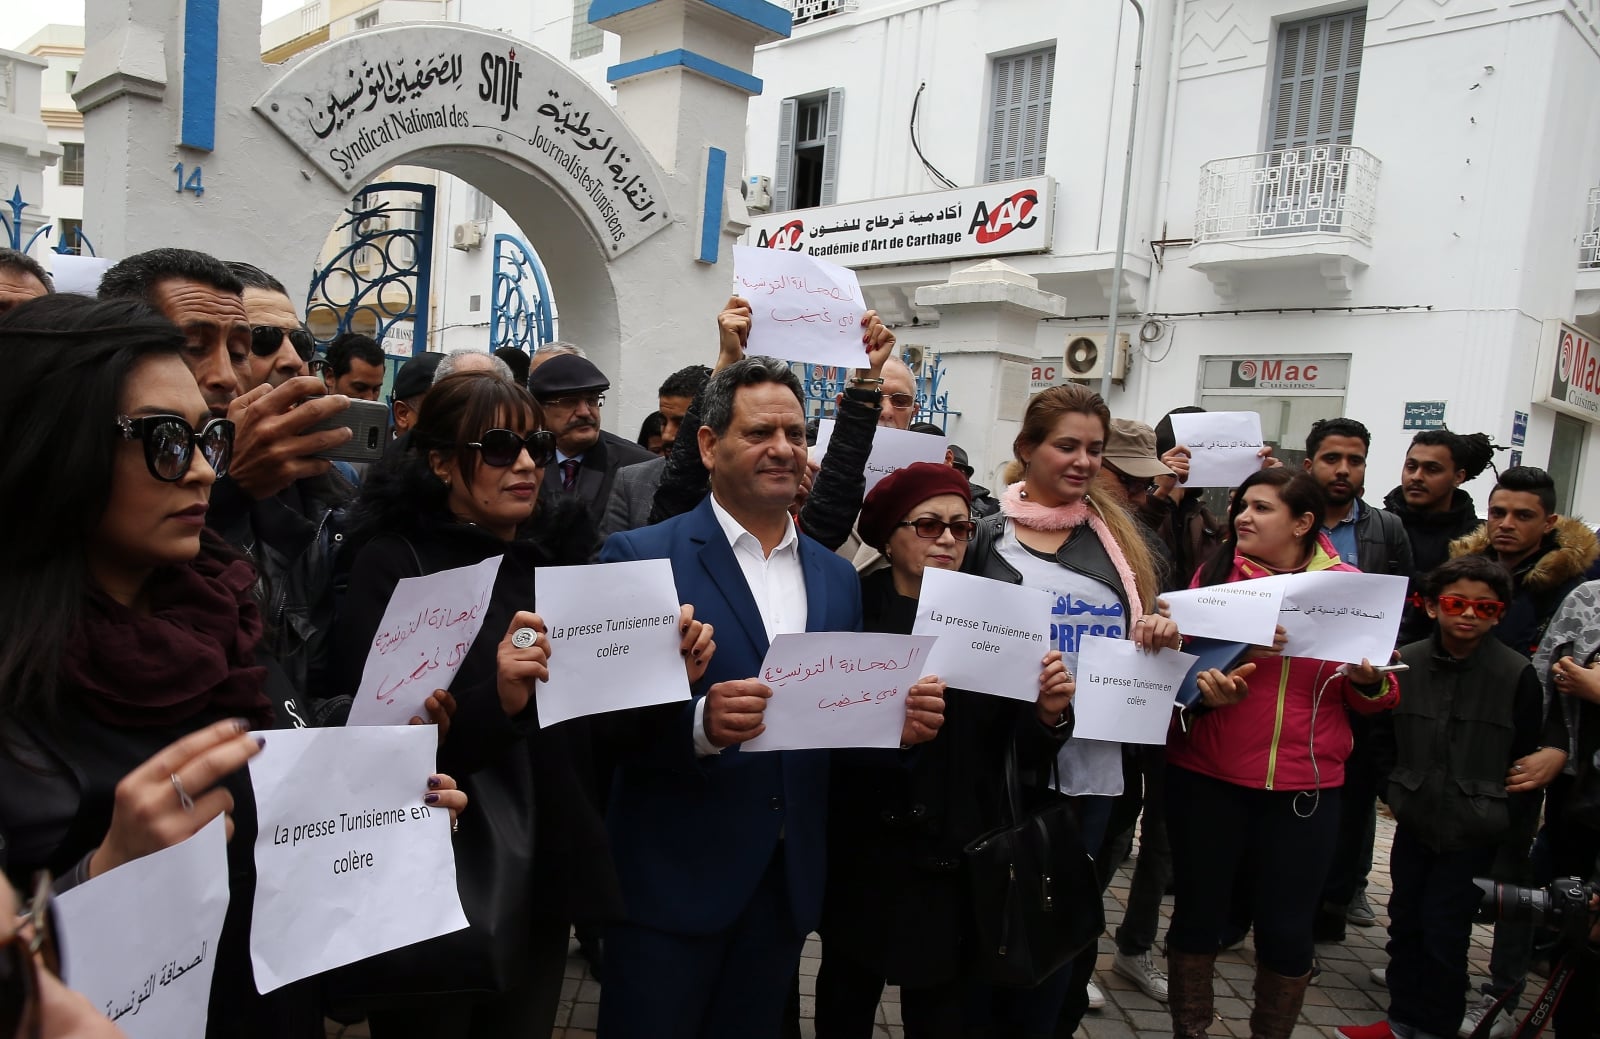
[1166, 948, 1217, 1038]
[1248, 966, 1312, 1039]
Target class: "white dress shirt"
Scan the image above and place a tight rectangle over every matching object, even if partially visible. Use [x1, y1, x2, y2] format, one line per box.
[693, 493, 809, 756]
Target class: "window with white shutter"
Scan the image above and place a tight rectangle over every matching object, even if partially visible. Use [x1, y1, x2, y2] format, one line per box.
[773, 89, 844, 211]
[571, 0, 602, 60]
[1266, 10, 1364, 151]
[985, 47, 1055, 183]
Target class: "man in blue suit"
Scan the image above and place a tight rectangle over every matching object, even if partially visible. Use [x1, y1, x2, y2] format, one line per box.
[597, 357, 944, 1038]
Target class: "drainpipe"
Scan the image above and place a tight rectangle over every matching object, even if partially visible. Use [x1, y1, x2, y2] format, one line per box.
[1102, 0, 1145, 402]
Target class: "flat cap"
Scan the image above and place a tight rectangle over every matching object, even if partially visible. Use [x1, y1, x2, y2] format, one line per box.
[528, 353, 609, 398]
[392, 351, 444, 401]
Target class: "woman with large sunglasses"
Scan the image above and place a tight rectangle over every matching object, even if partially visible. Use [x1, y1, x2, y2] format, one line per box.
[327, 372, 712, 1038]
[0, 295, 466, 1039]
[1166, 468, 1396, 1039]
[813, 462, 1073, 1038]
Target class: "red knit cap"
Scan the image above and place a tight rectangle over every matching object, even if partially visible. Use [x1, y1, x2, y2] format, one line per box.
[858, 461, 973, 552]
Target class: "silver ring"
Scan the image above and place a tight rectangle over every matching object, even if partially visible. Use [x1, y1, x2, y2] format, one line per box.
[451, 817, 460, 834]
[511, 627, 537, 649]
[1135, 618, 1147, 625]
[171, 772, 195, 814]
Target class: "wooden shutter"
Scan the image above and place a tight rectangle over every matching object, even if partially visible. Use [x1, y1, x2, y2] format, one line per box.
[820, 87, 844, 205]
[987, 47, 1055, 183]
[1266, 10, 1365, 151]
[773, 97, 797, 212]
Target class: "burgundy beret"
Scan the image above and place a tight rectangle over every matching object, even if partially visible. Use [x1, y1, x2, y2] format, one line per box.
[858, 461, 973, 552]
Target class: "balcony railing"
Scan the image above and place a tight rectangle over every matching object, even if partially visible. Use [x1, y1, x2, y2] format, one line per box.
[1580, 187, 1600, 269]
[1195, 145, 1380, 245]
[787, 0, 859, 25]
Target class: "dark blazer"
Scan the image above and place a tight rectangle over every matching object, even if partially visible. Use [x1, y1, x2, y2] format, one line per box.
[599, 495, 863, 936]
[544, 429, 655, 517]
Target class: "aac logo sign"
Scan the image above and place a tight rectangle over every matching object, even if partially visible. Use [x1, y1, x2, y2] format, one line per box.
[969, 189, 1040, 244]
[756, 220, 806, 251]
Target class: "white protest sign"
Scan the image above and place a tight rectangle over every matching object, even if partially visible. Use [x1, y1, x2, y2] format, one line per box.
[743, 632, 938, 752]
[1071, 636, 1197, 744]
[536, 558, 690, 725]
[1168, 411, 1265, 488]
[348, 555, 503, 726]
[56, 816, 229, 1039]
[1276, 570, 1408, 665]
[914, 568, 1052, 701]
[813, 419, 949, 493]
[1162, 579, 1284, 645]
[732, 244, 868, 368]
[248, 725, 467, 992]
[49, 254, 116, 297]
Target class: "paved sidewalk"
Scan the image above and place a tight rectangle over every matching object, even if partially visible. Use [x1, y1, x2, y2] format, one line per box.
[330, 812, 1502, 1039]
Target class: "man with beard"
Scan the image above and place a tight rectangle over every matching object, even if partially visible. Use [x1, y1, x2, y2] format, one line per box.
[530, 352, 655, 518]
[1302, 417, 1414, 942]
[1383, 429, 1495, 643]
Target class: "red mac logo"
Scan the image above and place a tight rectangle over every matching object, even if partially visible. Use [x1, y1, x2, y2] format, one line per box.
[1558, 329, 1600, 396]
[756, 220, 806, 251]
[969, 190, 1040, 244]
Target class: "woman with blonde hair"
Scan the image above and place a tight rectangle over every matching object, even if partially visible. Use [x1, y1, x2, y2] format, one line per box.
[962, 384, 1182, 1037]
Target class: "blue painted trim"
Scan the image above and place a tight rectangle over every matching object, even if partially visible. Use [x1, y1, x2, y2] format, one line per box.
[590, 0, 792, 38]
[700, 147, 727, 264]
[180, 0, 219, 151]
[607, 49, 762, 95]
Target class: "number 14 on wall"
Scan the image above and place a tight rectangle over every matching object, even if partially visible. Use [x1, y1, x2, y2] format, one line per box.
[174, 163, 205, 197]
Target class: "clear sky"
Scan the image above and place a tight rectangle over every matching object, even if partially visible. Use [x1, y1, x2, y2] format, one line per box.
[4, 0, 306, 51]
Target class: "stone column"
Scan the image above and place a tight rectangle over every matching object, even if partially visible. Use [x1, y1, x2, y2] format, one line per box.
[0, 48, 63, 251]
[915, 260, 1066, 489]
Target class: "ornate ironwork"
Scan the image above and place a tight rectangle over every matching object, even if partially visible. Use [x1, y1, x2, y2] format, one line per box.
[0, 186, 55, 254]
[1195, 145, 1380, 244]
[1581, 186, 1600, 269]
[790, 349, 960, 433]
[787, 0, 859, 25]
[490, 233, 555, 356]
[306, 181, 435, 354]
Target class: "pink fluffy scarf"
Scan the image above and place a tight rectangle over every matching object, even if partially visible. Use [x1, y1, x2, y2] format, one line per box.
[999, 482, 1145, 622]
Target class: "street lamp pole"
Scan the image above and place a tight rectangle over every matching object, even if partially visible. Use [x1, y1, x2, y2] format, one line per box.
[1102, 0, 1145, 402]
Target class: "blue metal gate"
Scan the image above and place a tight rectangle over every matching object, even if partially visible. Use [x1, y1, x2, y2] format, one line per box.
[791, 351, 961, 433]
[490, 233, 555, 355]
[306, 182, 435, 364]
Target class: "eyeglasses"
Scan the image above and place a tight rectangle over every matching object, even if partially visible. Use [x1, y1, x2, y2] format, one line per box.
[897, 517, 978, 541]
[251, 325, 316, 362]
[1104, 463, 1155, 497]
[2, 872, 60, 1039]
[308, 357, 330, 376]
[1435, 595, 1507, 621]
[884, 392, 919, 412]
[116, 414, 234, 482]
[466, 428, 557, 468]
[541, 394, 604, 411]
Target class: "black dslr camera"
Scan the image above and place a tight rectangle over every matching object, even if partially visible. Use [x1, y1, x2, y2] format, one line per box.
[1473, 875, 1599, 948]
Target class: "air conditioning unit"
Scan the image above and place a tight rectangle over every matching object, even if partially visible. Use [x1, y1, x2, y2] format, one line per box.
[357, 214, 391, 237]
[451, 221, 485, 251]
[745, 174, 773, 213]
[1062, 332, 1130, 382]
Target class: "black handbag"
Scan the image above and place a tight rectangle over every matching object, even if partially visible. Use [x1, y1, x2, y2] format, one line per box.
[962, 739, 1105, 988]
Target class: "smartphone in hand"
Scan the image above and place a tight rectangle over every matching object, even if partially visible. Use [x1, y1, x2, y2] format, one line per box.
[307, 398, 389, 463]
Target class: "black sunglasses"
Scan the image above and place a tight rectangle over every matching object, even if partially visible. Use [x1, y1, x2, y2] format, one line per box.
[466, 428, 557, 468]
[116, 414, 235, 482]
[251, 325, 316, 362]
[1, 872, 60, 1039]
[898, 517, 978, 541]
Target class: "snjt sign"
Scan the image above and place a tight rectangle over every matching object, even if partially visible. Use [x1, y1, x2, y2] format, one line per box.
[1536, 321, 1600, 420]
[255, 25, 671, 256]
[744, 177, 1055, 269]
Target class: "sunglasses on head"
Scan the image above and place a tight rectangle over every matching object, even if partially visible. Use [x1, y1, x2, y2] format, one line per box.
[897, 517, 978, 541]
[466, 428, 557, 468]
[116, 414, 234, 482]
[251, 325, 316, 362]
[1434, 595, 1507, 621]
[1, 872, 60, 1039]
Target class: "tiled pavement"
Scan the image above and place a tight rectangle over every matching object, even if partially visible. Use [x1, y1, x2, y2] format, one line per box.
[330, 812, 1503, 1039]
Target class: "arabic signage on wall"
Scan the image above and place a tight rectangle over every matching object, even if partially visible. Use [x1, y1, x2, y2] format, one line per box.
[1534, 320, 1600, 422]
[742, 177, 1055, 269]
[1402, 401, 1447, 430]
[255, 26, 670, 257]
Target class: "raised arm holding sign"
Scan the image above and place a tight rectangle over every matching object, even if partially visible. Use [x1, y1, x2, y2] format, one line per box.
[731, 245, 868, 368]
[1168, 411, 1266, 489]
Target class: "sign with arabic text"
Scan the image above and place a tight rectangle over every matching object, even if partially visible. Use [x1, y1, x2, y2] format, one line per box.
[255, 25, 670, 256]
[1402, 401, 1447, 431]
[743, 177, 1054, 269]
[1534, 321, 1600, 422]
